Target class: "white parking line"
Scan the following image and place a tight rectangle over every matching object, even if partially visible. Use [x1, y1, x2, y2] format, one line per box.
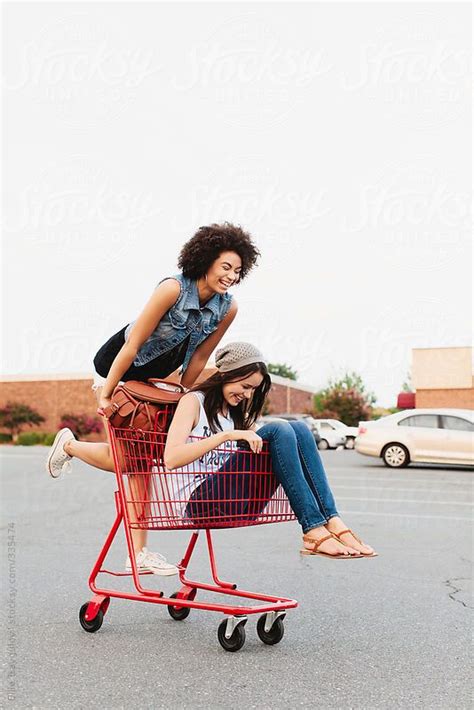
[339, 509, 472, 521]
[329, 475, 472, 485]
[336, 496, 472, 506]
[332, 485, 473, 495]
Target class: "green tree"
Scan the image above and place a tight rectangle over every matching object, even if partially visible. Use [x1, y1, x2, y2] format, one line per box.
[267, 363, 298, 380]
[0, 402, 45, 443]
[326, 371, 377, 406]
[312, 371, 376, 426]
[401, 370, 413, 392]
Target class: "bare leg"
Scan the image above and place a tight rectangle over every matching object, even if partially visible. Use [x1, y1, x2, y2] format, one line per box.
[64, 439, 114, 472]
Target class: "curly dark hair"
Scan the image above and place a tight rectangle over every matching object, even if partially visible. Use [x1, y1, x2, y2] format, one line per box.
[178, 222, 260, 281]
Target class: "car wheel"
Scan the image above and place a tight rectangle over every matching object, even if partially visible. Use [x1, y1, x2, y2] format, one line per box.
[382, 443, 410, 468]
[318, 439, 329, 450]
[345, 438, 355, 450]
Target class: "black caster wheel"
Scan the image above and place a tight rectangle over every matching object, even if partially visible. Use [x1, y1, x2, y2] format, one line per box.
[256, 614, 285, 645]
[167, 592, 191, 621]
[79, 602, 104, 633]
[217, 618, 246, 652]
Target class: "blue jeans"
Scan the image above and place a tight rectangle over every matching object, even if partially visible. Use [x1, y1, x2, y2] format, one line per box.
[186, 420, 339, 533]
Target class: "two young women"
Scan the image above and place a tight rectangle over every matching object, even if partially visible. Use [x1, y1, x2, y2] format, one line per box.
[47, 221, 376, 572]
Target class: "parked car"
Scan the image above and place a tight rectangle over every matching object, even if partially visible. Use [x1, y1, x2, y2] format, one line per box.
[257, 414, 321, 445]
[355, 408, 474, 468]
[313, 419, 358, 449]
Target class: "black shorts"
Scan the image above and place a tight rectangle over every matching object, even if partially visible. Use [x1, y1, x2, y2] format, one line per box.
[93, 326, 190, 383]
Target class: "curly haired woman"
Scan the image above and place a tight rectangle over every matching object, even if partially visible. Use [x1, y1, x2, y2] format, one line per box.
[45, 222, 260, 573]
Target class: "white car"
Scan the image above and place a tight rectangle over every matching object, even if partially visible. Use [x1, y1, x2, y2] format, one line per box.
[313, 419, 358, 449]
[355, 408, 474, 468]
[311, 421, 346, 450]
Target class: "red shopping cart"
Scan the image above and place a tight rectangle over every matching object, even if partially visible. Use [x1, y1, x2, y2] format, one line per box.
[79, 407, 298, 651]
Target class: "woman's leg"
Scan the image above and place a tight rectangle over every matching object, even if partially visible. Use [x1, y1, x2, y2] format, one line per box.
[185, 449, 280, 525]
[287, 420, 376, 556]
[255, 421, 360, 556]
[285, 421, 339, 519]
[64, 438, 114, 472]
[62, 386, 115, 470]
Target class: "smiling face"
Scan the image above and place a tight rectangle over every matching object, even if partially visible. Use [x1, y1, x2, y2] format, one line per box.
[222, 370, 264, 408]
[205, 251, 242, 294]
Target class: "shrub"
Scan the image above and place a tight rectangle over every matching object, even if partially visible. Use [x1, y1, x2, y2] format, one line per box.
[42, 433, 56, 446]
[59, 414, 102, 437]
[15, 432, 47, 446]
[0, 432, 13, 443]
[313, 371, 376, 426]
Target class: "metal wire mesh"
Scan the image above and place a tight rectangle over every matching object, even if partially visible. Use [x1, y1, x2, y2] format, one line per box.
[109, 420, 296, 531]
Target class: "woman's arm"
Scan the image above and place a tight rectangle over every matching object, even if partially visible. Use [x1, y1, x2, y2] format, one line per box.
[180, 299, 238, 389]
[164, 393, 232, 470]
[100, 279, 181, 399]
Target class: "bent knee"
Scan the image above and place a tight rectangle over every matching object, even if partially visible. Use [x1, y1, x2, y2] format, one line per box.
[288, 420, 312, 434]
[258, 419, 295, 436]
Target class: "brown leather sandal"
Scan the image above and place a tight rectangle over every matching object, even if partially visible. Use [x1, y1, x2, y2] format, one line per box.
[331, 528, 378, 557]
[300, 532, 363, 559]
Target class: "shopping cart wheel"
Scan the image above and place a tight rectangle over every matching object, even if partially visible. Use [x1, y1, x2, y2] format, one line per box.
[256, 613, 285, 645]
[217, 617, 247, 652]
[79, 603, 104, 633]
[167, 592, 191, 621]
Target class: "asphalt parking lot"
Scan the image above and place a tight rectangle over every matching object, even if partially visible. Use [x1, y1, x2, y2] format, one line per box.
[1, 446, 472, 709]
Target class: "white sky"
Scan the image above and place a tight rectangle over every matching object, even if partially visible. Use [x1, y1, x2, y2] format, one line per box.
[2, 2, 472, 407]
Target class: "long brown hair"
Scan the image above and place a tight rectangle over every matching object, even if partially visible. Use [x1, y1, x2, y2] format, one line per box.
[189, 362, 272, 434]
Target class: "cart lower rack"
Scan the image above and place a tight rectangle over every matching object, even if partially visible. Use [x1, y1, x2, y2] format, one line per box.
[80, 422, 298, 651]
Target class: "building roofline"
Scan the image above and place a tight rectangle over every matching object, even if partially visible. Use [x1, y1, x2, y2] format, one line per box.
[268, 374, 318, 394]
[0, 373, 94, 382]
[412, 345, 472, 351]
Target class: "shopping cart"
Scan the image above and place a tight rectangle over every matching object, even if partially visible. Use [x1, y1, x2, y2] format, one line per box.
[79, 406, 298, 651]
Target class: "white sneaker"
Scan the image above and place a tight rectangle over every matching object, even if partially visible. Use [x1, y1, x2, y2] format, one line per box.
[125, 547, 179, 576]
[46, 428, 75, 478]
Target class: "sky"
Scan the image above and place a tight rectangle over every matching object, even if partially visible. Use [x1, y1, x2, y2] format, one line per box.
[2, 1, 472, 407]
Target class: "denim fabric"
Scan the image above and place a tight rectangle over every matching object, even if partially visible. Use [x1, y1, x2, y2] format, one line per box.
[186, 419, 339, 533]
[124, 273, 233, 373]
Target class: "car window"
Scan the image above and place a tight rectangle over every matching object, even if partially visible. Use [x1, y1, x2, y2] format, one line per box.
[441, 416, 474, 432]
[398, 415, 440, 429]
[319, 423, 333, 430]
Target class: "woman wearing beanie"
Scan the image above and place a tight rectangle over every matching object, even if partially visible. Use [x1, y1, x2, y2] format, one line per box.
[164, 342, 377, 558]
[45, 224, 260, 574]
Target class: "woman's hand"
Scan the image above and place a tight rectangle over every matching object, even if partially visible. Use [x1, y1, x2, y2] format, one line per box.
[229, 429, 264, 454]
[97, 395, 112, 417]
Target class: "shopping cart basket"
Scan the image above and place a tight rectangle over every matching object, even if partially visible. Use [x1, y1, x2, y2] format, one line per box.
[79, 409, 298, 651]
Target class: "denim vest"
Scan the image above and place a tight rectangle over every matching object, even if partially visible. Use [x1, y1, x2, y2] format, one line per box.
[124, 273, 233, 374]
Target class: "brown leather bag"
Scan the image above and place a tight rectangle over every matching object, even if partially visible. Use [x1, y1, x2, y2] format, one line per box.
[102, 379, 186, 432]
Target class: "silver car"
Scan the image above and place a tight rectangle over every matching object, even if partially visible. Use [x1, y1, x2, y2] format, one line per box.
[356, 408, 474, 468]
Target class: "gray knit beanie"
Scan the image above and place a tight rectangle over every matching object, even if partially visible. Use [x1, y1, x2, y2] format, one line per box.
[214, 342, 267, 373]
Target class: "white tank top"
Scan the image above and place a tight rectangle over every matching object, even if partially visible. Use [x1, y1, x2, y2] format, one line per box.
[169, 391, 237, 517]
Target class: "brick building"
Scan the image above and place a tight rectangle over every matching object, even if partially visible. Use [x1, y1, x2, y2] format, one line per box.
[412, 346, 473, 409]
[0, 371, 316, 439]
